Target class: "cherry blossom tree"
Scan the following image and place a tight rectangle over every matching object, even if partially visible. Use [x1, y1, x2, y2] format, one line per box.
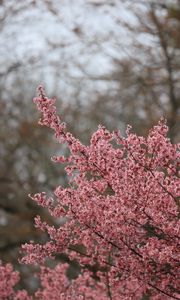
[0, 86, 179, 299]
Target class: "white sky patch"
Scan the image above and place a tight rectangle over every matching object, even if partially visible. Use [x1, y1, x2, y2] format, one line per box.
[0, 0, 139, 101]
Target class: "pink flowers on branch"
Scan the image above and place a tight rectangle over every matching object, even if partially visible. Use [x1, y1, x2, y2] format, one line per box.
[1, 85, 180, 299]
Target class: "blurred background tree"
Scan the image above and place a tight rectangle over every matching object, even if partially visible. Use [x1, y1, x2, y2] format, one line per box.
[83, 0, 180, 140]
[0, 0, 179, 293]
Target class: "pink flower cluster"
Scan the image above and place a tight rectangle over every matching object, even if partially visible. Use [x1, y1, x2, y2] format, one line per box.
[0, 86, 179, 299]
[0, 261, 31, 300]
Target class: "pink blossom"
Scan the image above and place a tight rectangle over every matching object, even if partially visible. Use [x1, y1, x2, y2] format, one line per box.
[22, 86, 179, 299]
[1, 86, 179, 300]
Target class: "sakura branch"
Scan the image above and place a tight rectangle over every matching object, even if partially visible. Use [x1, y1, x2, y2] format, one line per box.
[0, 86, 179, 300]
